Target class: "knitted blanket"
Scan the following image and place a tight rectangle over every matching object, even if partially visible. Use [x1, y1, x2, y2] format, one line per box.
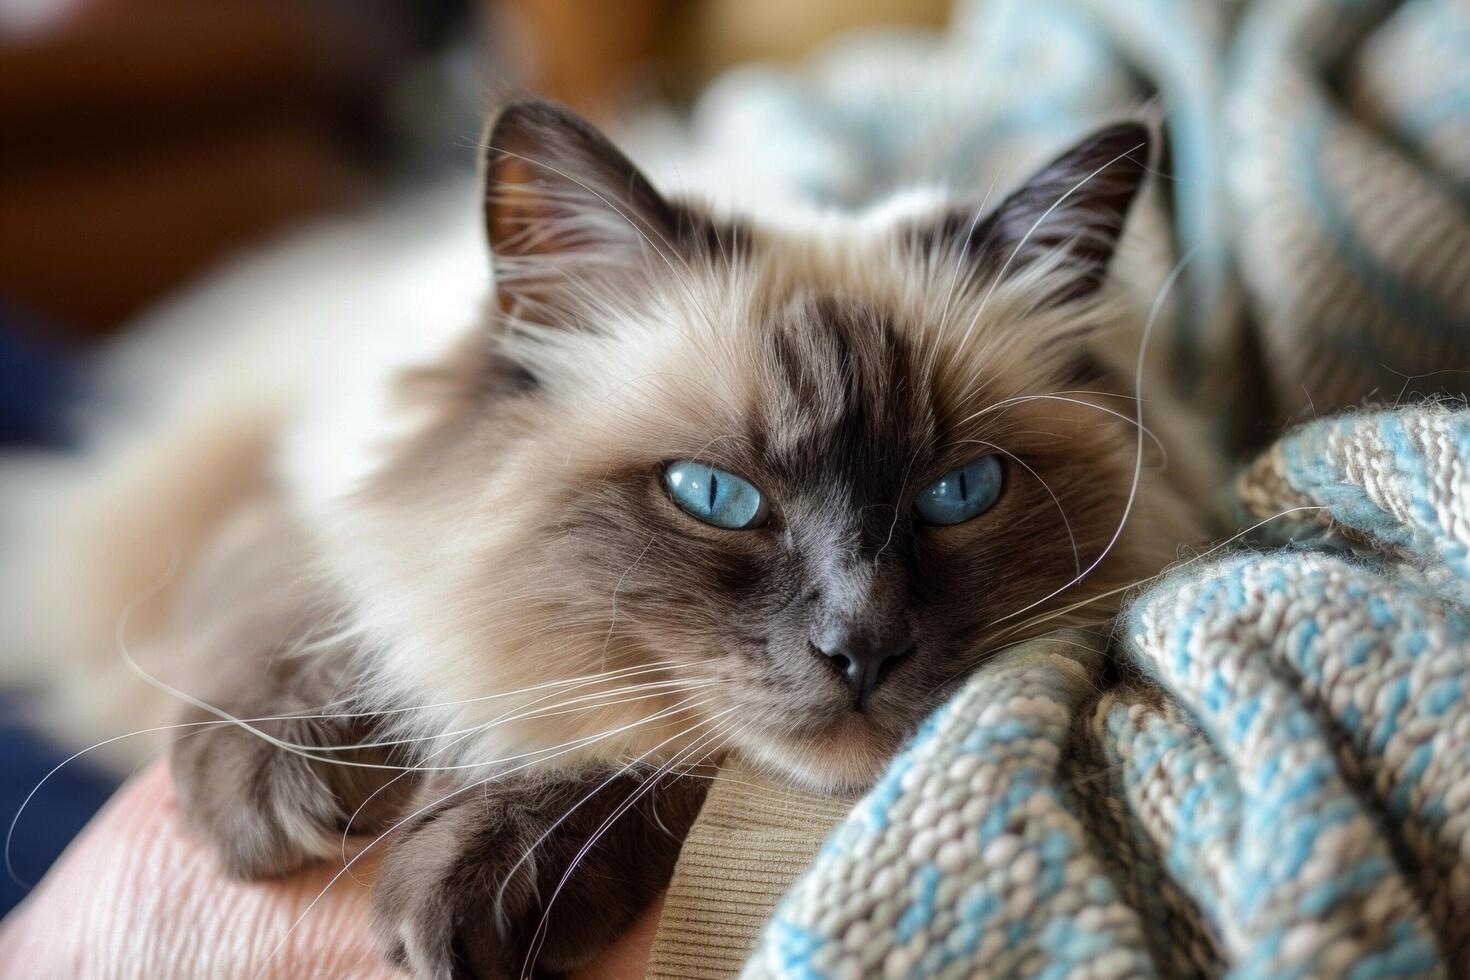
[743, 407, 1470, 977]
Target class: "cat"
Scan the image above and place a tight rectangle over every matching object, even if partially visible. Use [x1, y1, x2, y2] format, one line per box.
[3, 96, 1216, 978]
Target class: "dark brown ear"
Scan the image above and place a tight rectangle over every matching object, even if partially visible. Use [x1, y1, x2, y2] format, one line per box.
[946, 122, 1151, 303]
[482, 100, 680, 310]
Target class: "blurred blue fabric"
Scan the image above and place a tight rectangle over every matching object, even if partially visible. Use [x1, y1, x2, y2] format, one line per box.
[0, 311, 119, 918]
[0, 310, 79, 447]
[0, 697, 117, 916]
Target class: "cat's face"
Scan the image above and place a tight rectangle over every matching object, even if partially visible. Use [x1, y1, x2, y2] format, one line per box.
[354, 101, 1182, 792]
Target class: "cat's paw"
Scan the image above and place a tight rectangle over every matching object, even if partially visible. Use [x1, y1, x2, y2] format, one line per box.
[370, 771, 702, 979]
[171, 707, 346, 879]
[371, 790, 536, 980]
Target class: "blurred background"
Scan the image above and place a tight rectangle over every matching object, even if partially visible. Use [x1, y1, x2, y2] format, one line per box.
[0, 0, 953, 355]
[0, 0, 950, 915]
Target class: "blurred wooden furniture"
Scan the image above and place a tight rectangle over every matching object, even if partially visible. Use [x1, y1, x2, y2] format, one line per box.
[0, 0, 951, 341]
[494, 0, 950, 118]
[0, 0, 414, 340]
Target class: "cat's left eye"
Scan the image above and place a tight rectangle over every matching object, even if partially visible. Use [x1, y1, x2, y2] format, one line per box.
[914, 454, 1004, 526]
[663, 461, 769, 530]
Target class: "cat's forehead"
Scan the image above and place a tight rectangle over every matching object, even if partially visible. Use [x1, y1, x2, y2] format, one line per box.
[541, 225, 1088, 485]
[756, 291, 932, 472]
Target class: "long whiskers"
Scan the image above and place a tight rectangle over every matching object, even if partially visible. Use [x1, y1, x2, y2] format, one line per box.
[334, 684, 726, 882]
[491, 706, 737, 930]
[308, 676, 721, 755]
[925, 168, 1005, 379]
[991, 247, 1194, 627]
[992, 504, 1330, 642]
[108, 562, 713, 770]
[953, 141, 1149, 357]
[518, 713, 739, 977]
[600, 536, 654, 670]
[953, 437, 1081, 575]
[952, 393, 1168, 459]
[249, 693, 723, 980]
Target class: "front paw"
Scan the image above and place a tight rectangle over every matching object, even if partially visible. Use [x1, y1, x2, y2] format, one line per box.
[372, 771, 704, 979]
[171, 705, 348, 879]
[372, 786, 537, 980]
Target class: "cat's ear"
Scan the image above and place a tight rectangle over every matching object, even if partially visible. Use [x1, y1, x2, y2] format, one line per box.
[943, 122, 1151, 303]
[481, 99, 680, 308]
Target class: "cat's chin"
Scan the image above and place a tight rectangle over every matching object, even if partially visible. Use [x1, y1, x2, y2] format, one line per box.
[739, 714, 901, 796]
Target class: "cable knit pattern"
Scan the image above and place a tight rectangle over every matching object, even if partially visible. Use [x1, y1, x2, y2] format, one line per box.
[745, 406, 1470, 977]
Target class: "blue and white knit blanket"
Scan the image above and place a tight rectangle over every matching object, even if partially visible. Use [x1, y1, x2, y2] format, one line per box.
[745, 407, 1470, 977]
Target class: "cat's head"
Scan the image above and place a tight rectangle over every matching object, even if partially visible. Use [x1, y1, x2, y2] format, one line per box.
[350, 99, 1185, 792]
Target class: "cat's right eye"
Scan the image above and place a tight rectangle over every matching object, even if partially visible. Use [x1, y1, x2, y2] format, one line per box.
[663, 461, 769, 530]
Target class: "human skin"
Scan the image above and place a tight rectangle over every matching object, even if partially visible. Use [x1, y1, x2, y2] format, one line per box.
[0, 763, 658, 979]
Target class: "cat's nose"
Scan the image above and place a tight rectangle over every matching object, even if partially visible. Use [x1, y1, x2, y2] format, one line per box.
[810, 625, 912, 700]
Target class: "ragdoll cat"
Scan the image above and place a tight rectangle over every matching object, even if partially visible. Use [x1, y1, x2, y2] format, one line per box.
[7, 97, 1214, 978]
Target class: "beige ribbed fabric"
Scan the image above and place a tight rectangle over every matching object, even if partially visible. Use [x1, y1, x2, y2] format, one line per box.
[646, 763, 851, 979]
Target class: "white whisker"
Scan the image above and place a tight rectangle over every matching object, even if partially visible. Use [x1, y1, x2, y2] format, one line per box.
[519, 713, 738, 975]
[250, 692, 724, 979]
[954, 141, 1149, 355]
[600, 536, 653, 670]
[954, 437, 1081, 574]
[994, 504, 1329, 641]
[992, 247, 1194, 626]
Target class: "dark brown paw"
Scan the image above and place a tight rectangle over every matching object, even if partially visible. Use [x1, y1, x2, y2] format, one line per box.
[371, 771, 706, 979]
[372, 786, 538, 980]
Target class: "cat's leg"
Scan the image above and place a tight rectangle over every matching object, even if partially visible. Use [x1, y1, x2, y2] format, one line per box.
[372, 768, 706, 980]
[166, 501, 413, 878]
[170, 668, 410, 879]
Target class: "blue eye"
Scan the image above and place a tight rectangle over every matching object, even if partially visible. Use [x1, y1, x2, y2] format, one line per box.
[663, 461, 769, 530]
[915, 455, 1004, 525]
